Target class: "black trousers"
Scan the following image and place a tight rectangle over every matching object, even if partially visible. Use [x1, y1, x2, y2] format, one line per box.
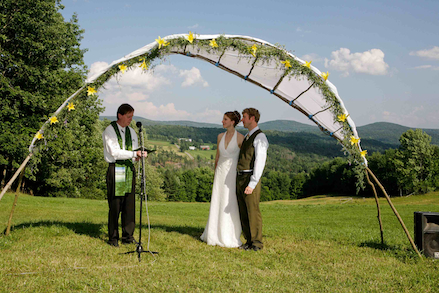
[106, 163, 136, 244]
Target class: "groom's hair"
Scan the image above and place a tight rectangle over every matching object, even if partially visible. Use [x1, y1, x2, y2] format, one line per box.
[117, 104, 134, 117]
[243, 108, 260, 123]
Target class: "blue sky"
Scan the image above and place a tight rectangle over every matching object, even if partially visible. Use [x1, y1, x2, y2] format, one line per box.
[61, 0, 439, 128]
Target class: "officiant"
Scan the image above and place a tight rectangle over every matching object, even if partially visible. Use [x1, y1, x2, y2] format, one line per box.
[102, 103, 147, 247]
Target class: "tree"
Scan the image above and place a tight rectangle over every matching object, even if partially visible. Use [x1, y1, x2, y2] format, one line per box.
[367, 149, 399, 196]
[0, 0, 105, 197]
[181, 169, 197, 202]
[194, 167, 214, 202]
[394, 129, 436, 195]
[162, 169, 179, 201]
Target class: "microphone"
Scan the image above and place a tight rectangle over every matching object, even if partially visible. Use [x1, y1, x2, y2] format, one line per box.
[136, 121, 142, 129]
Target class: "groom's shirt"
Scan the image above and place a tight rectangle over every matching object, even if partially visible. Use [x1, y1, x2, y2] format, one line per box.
[245, 126, 269, 189]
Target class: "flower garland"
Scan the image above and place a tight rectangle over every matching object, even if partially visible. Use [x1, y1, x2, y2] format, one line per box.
[33, 33, 367, 190]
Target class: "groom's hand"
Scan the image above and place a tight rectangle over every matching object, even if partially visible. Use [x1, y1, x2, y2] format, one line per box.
[244, 186, 254, 195]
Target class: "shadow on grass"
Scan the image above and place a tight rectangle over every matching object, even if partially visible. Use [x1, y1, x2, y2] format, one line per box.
[3, 221, 104, 239]
[359, 240, 422, 262]
[151, 224, 204, 240]
[359, 240, 399, 251]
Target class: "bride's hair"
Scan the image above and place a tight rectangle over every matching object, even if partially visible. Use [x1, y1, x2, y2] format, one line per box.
[224, 111, 241, 127]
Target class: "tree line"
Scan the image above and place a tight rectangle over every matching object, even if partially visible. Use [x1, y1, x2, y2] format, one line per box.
[2, 0, 439, 202]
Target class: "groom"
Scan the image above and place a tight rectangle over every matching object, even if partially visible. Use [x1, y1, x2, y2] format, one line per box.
[236, 108, 269, 251]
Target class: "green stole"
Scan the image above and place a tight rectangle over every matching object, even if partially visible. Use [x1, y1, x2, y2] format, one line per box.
[111, 121, 134, 197]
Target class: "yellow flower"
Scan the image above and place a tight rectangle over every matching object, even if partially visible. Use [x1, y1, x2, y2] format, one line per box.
[209, 39, 218, 48]
[155, 36, 169, 49]
[50, 116, 59, 125]
[361, 150, 368, 157]
[303, 60, 312, 68]
[87, 86, 97, 96]
[67, 102, 75, 111]
[35, 132, 44, 140]
[281, 60, 292, 69]
[321, 71, 330, 81]
[350, 135, 360, 145]
[250, 44, 257, 57]
[337, 113, 347, 122]
[140, 60, 148, 70]
[118, 64, 127, 74]
[186, 31, 194, 44]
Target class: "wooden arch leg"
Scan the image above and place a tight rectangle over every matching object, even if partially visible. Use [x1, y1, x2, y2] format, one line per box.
[366, 167, 422, 259]
[0, 153, 32, 202]
[365, 170, 384, 245]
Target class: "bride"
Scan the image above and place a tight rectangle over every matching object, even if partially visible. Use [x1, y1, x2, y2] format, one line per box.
[200, 111, 244, 247]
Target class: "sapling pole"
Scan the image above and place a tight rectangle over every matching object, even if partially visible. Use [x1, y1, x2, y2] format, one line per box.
[366, 167, 422, 259]
[0, 153, 32, 202]
[5, 168, 25, 236]
[365, 170, 384, 245]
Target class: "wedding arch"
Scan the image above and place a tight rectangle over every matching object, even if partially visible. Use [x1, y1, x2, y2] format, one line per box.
[0, 33, 421, 257]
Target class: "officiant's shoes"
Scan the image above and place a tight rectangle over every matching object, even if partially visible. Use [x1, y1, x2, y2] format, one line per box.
[239, 243, 251, 250]
[122, 239, 136, 245]
[107, 241, 119, 247]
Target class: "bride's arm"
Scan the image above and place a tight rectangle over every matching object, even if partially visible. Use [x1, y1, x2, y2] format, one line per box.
[236, 132, 244, 148]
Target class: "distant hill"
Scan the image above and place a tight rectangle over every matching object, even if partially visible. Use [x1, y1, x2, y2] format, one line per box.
[100, 116, 223, 128]
[259, 120, 318, 133]
[100, 116, 439, 147]
[357, 122, 439, 146]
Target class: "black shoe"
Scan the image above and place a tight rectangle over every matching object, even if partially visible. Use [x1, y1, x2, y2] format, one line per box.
[107, 241, 119, 247]
[250, 245, 262, 251]
[122, 238, 136, 245]
[239, 243, 251, 250]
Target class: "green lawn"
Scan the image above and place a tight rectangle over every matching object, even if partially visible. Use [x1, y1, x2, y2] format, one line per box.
[1, 192, 439, 292]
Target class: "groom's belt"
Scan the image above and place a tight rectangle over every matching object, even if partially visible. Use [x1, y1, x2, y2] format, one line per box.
[237, 169, 253, 176]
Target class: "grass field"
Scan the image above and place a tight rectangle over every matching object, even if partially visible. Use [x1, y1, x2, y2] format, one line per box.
[186, 148, 216, 161]
[148, 139, 216, 162]
[147, 139, 215, 162]
[1, 192, 439, 292]
[147, 139, 180, 153]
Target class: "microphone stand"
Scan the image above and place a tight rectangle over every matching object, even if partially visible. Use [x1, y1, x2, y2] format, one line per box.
[124, 122, 158, 261]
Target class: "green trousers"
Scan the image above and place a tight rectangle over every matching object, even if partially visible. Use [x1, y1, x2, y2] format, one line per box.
[236, 173, 263, 249]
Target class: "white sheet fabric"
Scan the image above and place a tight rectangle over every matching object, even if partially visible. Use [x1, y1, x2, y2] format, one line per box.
[30, 34, 365, 164]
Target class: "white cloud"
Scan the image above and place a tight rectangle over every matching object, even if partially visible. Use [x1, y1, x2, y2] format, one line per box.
[300, 53, 323, 63]
[414, 65, 433, 69]
[188, 24, 199, 29]
[134, 102, 191, 120]
[89, 62, 217, 122]
[193, 108, 223, 123]
[410, 46, 439, 60]
[411, 64, 439, 71]
[296, 27, 311, 34]
[88, 61, 109, 79]
[88, 61, 173, 92]
[325, 48, 389, 76]
[381, 106, 439, 127]
[179, 67, 209, 87]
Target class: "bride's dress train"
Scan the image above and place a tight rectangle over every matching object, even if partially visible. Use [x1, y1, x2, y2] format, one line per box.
[200, 130, 242, 247]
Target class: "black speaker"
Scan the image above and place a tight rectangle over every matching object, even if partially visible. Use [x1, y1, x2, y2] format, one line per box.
[414, 211, 439, 259]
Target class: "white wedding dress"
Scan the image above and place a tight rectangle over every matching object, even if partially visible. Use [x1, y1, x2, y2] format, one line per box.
[200, 130, 242, 247]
